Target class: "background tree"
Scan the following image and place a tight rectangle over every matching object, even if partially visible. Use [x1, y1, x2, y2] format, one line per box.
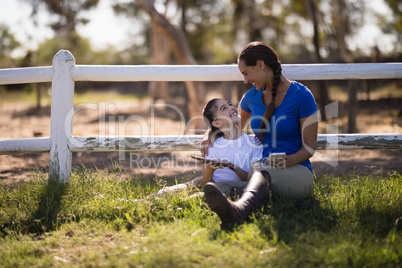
[288, 0, 331, 121]
[25, 0, 100, 59]
[304, 0, 330, 121]
[331, 0, 365, 132]
[2, 0, 399, 134]
[381, 0, 402, 54]
[135, 0, 206, 131]
[0, 24, 21, 68]
[27, 0, 99, 35]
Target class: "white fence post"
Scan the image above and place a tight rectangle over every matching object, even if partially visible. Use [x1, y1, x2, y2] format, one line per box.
[49, 50, 75, 182]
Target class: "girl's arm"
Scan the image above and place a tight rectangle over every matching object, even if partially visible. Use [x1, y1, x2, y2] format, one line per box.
[232, 166, 249, 181]
[200, 162, 249, 185]
[283, 113, 318, 168]
[200, 165, 216, 186]
[219, 161, 248, 181]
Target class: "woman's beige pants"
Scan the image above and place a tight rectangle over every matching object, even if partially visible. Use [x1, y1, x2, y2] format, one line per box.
[249, 161, 314, 200]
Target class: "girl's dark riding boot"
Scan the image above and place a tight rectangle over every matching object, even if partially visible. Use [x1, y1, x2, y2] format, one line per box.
[204, 171, 269, 228]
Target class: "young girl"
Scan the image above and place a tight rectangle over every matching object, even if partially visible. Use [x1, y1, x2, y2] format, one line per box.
[152, 98, 263, 198]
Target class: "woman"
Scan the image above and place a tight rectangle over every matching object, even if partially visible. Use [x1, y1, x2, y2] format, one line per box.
[202, 41, 318, 227]
[152, 98, 263, 198]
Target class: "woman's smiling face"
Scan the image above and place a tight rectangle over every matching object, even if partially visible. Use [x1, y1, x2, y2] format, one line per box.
[238, 59, 273, 91]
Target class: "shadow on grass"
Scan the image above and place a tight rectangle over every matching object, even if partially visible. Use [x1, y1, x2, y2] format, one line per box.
[259, 198, 339, 244]
[355, 201, 402, 238]
[27, 177, 68, 234]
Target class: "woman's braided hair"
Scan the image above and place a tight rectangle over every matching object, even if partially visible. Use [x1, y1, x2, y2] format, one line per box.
[238, 41, 282, 143]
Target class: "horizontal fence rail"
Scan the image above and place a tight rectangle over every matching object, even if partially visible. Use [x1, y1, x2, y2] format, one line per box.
[0, 50, 401, 182]
[2, 63, 402, 85]
[0, 66, 53, 85]
[0, 137, 51, 154]
[68, 134, 402, 151]
[71, 63, 402, 82]
[1, 134, 401, 155]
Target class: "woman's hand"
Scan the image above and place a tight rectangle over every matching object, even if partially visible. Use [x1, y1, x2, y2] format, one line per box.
[201, 129, 212, 157]
[200, 139, 210, 157]
[266, 113, 318, 168]
[266, 155, 288, 169]
[265, 154, 297, 169]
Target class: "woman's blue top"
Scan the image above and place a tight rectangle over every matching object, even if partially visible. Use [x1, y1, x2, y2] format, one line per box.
[239, 81, 318, 173]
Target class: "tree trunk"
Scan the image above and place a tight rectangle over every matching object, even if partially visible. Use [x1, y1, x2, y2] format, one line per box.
[305, 0, 330, 121]
[136, 0, 205, 132]
[233, 0, 262, 41]
[335, 0, 356, 131]
[149, 25, 168, 102]
[245, 0, 262, 41]
[336, 0, 350, 63]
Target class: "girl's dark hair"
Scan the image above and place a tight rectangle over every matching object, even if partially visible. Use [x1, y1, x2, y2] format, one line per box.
[238, 41, 282, 143]
[203, 98, 224, 140]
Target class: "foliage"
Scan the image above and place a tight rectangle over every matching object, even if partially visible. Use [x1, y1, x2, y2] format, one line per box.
[0, 0, 400, 68]
[383, 0, 402, 32]
[26, 0, 99, 35]
[0, 169, 400, 267]
[379, 0, 402, 53]
[0, 24, 21, 67]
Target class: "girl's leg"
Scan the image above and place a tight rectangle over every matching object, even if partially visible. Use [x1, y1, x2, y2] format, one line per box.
[151, 176, 202, 196]
[213, 181, 248, 198]
[204, 171, 269, 228]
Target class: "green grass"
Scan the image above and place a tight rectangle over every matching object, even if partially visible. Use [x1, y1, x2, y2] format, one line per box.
[0, 170, 401, 267]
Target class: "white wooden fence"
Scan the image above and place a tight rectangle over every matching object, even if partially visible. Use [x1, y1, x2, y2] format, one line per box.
[0, 50, 401, 182]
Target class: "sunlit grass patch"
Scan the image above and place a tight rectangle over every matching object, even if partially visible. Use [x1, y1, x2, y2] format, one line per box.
[0, 169, 400, 267]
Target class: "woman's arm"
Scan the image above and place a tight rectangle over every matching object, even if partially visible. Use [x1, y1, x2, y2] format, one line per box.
[200, 129, 211, 157]
[238, 107, 252, 132]
[283, 113, 318, 168]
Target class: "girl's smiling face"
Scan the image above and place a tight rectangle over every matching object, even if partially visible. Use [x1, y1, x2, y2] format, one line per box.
[212, 99, 239, 128]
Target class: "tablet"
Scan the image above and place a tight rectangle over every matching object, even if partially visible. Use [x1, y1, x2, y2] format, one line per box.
[191, 156, 233, 169]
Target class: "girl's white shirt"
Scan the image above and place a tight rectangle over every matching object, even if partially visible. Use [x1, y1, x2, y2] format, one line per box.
[206, 133, 263, 182]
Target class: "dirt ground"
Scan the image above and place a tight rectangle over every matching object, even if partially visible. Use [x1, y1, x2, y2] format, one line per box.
[0, 98, 401, 186]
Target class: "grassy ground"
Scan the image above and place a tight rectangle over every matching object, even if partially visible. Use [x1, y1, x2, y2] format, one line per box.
[0, 169, 400, 267]
[1, 84, 401, 266]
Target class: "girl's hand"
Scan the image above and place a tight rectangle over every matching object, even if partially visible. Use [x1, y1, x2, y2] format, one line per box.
[220, 160, 236, 170]
[204, 161, 222, 172]
[205, 159, 235, 171]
